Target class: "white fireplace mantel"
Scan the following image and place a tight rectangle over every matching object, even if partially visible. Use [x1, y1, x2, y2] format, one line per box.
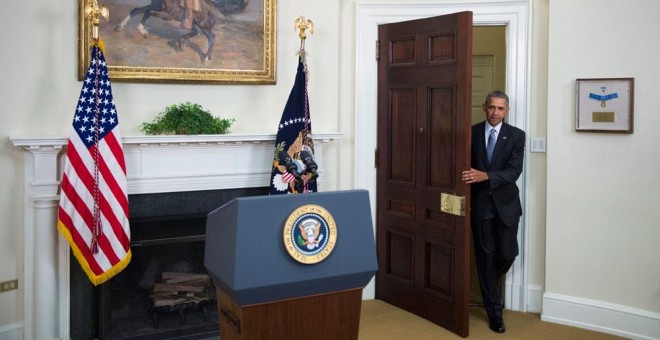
[10, 133, 340, 340]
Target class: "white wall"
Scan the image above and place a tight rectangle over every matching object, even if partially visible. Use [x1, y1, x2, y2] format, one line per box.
[544, 0, 660, 338]
[527, 0, 549, 311]
[0, 0, 342, 330]
[3, 0, 659, 338]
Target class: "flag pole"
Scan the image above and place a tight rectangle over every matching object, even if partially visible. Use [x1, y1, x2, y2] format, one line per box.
[83, 0, 110, 254]
[270, 16, 318, 195]
[293, 15, 313, 139]
[293, 15, 313, 142]
[60, 0, 131, 285]
[85, 0, 109, 41]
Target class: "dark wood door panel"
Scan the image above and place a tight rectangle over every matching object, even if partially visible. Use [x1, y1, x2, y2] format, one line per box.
[390, 36, 417, 65]
[427, 86, 457, 189]
[424, 241, 455, 301]
[382, 227, 415, 283]
[388, 87, 417, 183]
[377, 11, 472, 338]
[387, 65, 458, 84]
[429, 33, 457, 63]
[384, 196, 416, 219]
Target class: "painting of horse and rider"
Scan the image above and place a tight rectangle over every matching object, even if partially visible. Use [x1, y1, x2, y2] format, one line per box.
[78, 0, 275, 84]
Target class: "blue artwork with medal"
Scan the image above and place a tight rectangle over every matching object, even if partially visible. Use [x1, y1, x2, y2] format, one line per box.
[576, 78, 634, 133]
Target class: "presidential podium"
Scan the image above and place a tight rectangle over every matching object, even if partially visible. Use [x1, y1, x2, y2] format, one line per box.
[204, 190, 377, 340]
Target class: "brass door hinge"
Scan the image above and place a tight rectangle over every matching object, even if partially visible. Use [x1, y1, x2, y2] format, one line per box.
[374, 148, 379, 168]
[376, 40, 380, 62]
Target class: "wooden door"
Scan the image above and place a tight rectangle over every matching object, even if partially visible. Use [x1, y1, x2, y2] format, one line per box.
[376, 12, 473, 338]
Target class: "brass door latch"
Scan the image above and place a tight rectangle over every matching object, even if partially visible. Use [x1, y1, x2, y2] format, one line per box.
[440, 193, 465, 216]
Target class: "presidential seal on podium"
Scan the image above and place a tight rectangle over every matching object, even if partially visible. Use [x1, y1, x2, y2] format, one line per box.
[283, 204, 337, 264]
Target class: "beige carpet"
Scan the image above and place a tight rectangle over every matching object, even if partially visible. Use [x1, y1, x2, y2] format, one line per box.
[359, 300, 626, 339]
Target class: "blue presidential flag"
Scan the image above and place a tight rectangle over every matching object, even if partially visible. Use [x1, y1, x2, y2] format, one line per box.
[269, 57, 317, 195]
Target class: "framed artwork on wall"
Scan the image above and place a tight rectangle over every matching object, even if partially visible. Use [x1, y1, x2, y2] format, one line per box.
[576, 78, 634, 133]
[78, 0, 276, 84]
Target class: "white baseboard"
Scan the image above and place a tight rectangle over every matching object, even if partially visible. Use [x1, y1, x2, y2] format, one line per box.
[527, 284, 544, 312]
[0, 322, 23, 340]
[542, 292, 660, 340]
[504, 282, 543, 313]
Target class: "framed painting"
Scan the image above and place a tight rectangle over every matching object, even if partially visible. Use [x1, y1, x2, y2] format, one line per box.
[576, 78, 634, 133]
[78, 0, 276, 84]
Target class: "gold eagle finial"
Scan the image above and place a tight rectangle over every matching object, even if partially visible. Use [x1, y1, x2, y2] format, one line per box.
[85, 0, 110, 40]
[294, 15, 314, 51]
[294, 16, 314, 41]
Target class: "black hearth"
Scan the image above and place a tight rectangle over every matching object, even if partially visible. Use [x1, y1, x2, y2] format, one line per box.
[70, 188, 269, 340]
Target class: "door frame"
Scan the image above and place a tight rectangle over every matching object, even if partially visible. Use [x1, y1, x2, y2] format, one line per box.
[355, 0, 532, 312]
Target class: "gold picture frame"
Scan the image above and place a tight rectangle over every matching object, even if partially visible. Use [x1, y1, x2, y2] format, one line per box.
[78, 0, 276, 84]
[576, 78, 634, 133]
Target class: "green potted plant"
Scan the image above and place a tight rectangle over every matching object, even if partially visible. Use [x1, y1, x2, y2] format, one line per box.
[140, 102, 235, 135]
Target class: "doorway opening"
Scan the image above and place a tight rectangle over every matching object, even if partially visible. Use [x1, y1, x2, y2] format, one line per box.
[470, 25, 507, 307]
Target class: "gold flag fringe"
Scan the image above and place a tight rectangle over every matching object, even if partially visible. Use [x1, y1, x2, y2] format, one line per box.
[57, 219, 132, 286]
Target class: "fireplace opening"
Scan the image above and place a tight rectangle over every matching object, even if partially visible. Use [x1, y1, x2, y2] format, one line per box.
[102, 214, 217, 340]
[70, 188, 269, 340]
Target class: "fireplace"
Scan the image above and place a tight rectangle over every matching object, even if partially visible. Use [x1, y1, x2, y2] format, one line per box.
[71, 188, 268, 339]
[11, 133, 339, 339]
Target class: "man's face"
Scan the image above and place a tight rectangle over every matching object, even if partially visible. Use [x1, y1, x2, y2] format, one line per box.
[483, 97, 509, 127]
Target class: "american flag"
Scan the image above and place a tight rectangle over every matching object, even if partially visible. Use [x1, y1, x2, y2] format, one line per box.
[269, 55, 317, 195]
[57, 41, 131, 286]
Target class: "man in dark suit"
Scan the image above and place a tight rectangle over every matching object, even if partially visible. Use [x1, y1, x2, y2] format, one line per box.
[462, 90, 525, 334]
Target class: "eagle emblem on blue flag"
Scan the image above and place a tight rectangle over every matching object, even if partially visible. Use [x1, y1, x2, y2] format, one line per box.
[270, 57, 318, 195]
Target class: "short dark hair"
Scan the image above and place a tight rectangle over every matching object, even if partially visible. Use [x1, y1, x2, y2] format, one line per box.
[485, 90, 509, 106]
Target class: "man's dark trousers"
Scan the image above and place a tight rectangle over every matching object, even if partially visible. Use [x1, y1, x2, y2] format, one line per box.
[472, 216, 519, 319]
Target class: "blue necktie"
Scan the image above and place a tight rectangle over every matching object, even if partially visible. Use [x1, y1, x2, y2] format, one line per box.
[487, 128, 496, 164]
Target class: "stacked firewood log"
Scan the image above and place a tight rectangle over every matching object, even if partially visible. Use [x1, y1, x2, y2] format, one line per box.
[150, 272, 211, 307]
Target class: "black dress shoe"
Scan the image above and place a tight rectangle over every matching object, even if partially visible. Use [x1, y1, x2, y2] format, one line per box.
[489, 318, 506, 333]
